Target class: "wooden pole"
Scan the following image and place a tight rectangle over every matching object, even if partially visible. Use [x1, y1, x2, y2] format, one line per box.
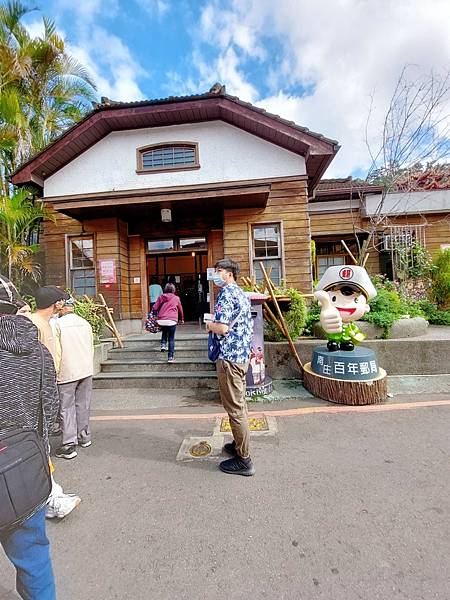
[341, 240, 358, 264]
[259, 262, 303, 372]
[98, 293, 124, 348]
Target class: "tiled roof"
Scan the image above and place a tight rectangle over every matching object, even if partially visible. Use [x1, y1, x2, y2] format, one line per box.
[316, 178, 381, 194]
[92, 90, 340, 148]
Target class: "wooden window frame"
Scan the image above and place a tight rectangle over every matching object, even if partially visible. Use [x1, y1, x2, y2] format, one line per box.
[146, 236, 207, 254]
[314, 239, 354, 280]
[249, 221, 285, 284]
[65, 234, 97, 296]
[136, 141, 200, 174]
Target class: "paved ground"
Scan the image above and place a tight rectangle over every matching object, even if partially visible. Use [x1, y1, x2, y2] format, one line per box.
[1, 393, 449, 599]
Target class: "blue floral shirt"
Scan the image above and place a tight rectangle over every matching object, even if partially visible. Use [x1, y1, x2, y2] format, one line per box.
[214, 283, 253, 363]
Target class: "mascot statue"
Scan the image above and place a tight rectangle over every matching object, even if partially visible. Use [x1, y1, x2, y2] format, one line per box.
[302, 265, 387, 405]
[314, 265, 377, 352]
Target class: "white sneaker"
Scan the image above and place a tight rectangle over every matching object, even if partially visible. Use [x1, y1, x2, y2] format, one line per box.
[46, 494, 81, 519]
[79, 440, 92, 448]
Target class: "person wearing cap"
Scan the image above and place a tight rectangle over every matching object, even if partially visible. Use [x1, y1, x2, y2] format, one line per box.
[0, 274, 58, 599]
[314, 265, 377, 352]
[31, 286, 70, 371]
[54, 297, 94, 460]
[30, 285, 82, 518]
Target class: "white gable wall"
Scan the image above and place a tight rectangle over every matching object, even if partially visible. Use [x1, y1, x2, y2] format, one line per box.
[44, 120, 306, 197]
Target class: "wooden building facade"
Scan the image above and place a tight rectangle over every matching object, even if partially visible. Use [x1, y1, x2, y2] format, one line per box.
[310, 178, 450, 280]
[11, 90, 338, 331]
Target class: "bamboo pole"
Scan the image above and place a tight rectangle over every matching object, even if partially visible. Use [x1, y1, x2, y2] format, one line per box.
[341, 240, 358, 264]
[259, 262, 303, 372]
[98, 293, 124, 348]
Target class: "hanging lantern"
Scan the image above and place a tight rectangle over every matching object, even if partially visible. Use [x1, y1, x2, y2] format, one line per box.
[161, 208, 172, 223]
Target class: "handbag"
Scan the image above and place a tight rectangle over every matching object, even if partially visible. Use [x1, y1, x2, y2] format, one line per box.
[207, 305, 244, 362]
[145, 312, 160, 334]
[0, 346, 52, 534]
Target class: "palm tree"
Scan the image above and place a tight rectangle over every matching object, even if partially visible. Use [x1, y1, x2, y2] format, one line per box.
[0, 2, 96, 177]
[0, 1, 97, 287]
[0, 187, 51, 284]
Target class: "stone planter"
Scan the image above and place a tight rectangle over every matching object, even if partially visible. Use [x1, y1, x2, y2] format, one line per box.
[93, 340, 114, 376]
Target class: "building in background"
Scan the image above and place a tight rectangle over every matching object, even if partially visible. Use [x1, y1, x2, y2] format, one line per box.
[11, 88, 338, 330]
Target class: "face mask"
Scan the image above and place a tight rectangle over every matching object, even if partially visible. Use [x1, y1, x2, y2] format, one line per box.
[212, 273, 226, 287]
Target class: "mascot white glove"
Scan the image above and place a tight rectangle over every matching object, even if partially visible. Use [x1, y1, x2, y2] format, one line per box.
[314, 290, 343, 334]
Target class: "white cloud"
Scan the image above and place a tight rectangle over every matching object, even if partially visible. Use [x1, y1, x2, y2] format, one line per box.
[68, 27, 148, 101]
[134, 0, 171, 17]
[56, 0, 119, 22]
[24, 19, 46, 39]
[51, 0, 148, 102]
[191, 0, 450, 177]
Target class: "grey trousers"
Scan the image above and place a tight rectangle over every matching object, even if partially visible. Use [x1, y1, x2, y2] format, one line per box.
[58, 376, 93, 446]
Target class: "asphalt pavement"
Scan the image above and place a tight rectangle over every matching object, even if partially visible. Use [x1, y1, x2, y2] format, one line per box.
[1, 394, 449, 600]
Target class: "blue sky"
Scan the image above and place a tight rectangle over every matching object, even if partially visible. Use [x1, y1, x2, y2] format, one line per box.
[25, 0, 450, 178]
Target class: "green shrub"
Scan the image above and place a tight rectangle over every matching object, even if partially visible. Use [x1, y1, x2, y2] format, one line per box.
[416, 300, 450, 325]
[430, 249, 450, 308]
[362, 278, 426, 338]
[72, 296, 106, 342]
[303, 300, 321, 336]
[264, 288, 307, 342]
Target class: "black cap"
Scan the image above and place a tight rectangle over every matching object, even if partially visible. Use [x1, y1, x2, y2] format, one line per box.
[34, 286, 69, 309]
[0, 274, 24, 314]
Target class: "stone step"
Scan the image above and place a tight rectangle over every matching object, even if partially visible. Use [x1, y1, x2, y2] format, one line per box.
[101, 359, 215, 373]
[93, 371, 218, 389]
[125, 332, 206, 342]
[109, 348, 207, 360]
[120, 339, 207, 350]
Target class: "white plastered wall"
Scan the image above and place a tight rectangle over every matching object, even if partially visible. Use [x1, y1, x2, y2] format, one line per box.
[44, 120, 306, 197]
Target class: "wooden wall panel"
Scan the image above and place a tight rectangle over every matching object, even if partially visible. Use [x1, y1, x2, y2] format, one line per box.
[41, 208, 83, 287]
[128, 235, 143, 319]
[310, 210, 363, 236]
[223, 178, 312, 292]
[375, 214, 450, 257]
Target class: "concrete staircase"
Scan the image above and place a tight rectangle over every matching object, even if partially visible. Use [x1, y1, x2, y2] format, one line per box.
[93, 331, 218, 389]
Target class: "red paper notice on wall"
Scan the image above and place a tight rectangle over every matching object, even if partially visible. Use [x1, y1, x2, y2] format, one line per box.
[99, 259, 116, 284]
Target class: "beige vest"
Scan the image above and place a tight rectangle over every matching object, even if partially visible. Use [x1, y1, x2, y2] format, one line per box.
[55, 313, 94, 384]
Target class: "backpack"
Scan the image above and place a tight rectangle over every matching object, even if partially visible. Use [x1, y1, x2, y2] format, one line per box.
[0, 347, 52, 534]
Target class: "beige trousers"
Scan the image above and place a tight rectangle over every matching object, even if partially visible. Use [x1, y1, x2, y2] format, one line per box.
[216, 359, 250, 458]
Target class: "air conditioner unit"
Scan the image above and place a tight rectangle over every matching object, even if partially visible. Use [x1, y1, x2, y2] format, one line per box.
[381, 232, 414, 252]
[380, 234, 392, 251]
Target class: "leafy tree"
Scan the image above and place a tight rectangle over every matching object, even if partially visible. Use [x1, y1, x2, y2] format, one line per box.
[0, 187, 52, 284]
[0, 1, 96, 287]
[0, 1, 96, 182]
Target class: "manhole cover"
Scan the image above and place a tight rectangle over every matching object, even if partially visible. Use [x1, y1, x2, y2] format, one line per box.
[189, 441, 212, 457]
[220, 416, 269, 433]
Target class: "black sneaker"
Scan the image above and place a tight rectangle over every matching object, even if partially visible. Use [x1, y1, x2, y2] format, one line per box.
[219, 456, 255, 476]
[55, 444, 77, 460]
[223, 440, 237, 456]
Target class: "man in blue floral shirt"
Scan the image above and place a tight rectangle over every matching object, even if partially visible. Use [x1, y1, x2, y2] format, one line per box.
[206, 259, 254, 476]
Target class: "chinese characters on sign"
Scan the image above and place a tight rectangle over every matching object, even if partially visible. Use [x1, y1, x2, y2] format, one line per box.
[315, 356, 378, 377]
[99, 259, 116, 285]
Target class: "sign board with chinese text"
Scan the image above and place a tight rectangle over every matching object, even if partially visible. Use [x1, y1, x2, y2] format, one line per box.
[311, 346, 379, 381]
[99, 259, 116, 284]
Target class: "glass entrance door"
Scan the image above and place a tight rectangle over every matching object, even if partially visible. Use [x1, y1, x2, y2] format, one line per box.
[147, 251, 209, 321]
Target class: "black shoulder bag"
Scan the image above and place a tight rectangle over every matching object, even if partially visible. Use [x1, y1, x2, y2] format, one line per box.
[0, 346, 52, 534]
